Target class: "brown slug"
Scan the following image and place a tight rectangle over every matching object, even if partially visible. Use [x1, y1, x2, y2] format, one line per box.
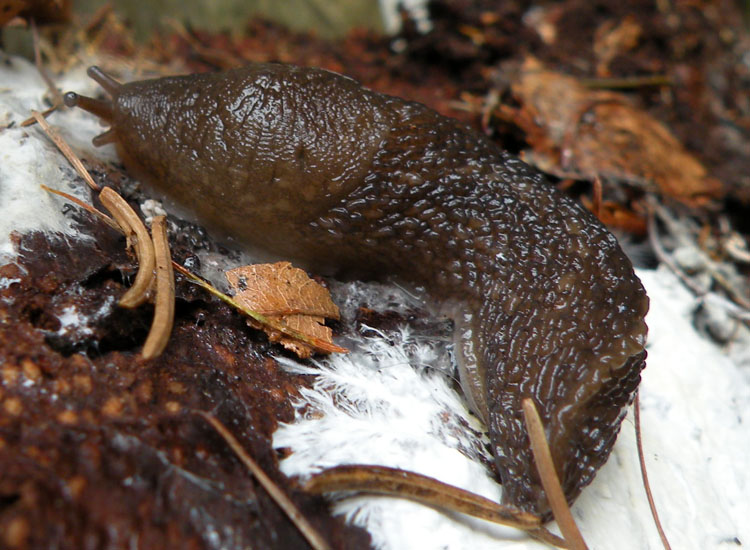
[64, 63, 649, 519]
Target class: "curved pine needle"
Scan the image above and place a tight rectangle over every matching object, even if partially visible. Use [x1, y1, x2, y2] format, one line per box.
[635, 393, 673, 550]
[141, 216, 175, 360]
[522, 398, 588, 550]
[304, 464, 541, 529]
[304, 464, 565, 548]
[99, 187, 155, 308]
[199, 412, 332, 550]
[40, 184, 120, 231]
[30, 110, 100, 191]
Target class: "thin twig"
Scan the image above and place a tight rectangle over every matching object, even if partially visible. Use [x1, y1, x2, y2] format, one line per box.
[723, 231, 750, 264]
[647, 196, 750, 316]
[709, 267, 750, 310]
[592, 176, 603, 219]
[165, 18, 243, 69]
[579, 74, 672, 89]
[634, 393, 673, 550]
[84, 3, 114, 34]
[481, 89, 500, 133]
[199, 412, 332, 550]
[31, 18, 64, 106]
[30, 110, 101, 191]
[522, 398, 588, 550]
[646, 199, 707, 297]
[172, 262, 348, 355]
[99, 187, 155, 308]
[141, 216, 175, 359]
[700, 292, 750, 322]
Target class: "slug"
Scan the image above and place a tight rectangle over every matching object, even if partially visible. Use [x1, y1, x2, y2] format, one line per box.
[64, 63, 649, 519]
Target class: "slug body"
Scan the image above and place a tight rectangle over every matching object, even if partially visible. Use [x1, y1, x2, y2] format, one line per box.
[66, 64, 648, 518]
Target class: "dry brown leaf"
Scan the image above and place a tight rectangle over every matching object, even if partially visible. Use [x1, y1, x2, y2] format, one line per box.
[0, 0, 26, 27]
[0, 0, 70, 27]
[503, 57, 723, 206]
[226, 262, 340, 358]
[593, 16, 642, 77]
[581, 197, 648, 237]
[523, 4, 565, 46]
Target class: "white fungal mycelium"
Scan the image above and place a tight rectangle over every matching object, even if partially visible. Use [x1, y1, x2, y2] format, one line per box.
[273, 268, 750, 550]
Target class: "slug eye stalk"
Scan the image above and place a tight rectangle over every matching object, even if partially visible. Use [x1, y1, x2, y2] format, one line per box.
[63, 66, 122, 144]
[63, 91, 117, 145]
[86, 65, 122, 95]
[63, 91, 113, 123]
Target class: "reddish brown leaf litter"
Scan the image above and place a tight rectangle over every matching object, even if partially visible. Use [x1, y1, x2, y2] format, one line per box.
[389, 0, 749, 205]
[0, 212, 370, 550]
[0, 0, 70, 28]
[500, 56, 724, 206]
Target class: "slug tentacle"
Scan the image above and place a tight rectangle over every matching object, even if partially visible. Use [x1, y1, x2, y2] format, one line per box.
[63, 67, 120, 126]
[86, 65, 122, 95]
[64, 91, 114, 124]
[65, 63, 649, 521]
[91, 129, 118, 146]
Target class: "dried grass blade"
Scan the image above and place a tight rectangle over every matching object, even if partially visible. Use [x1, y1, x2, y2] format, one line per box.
[141, 216, 174, 359]
[99, 187, 155, 308]
[522, 398, 588, 550]
[199, 413, 332, 550]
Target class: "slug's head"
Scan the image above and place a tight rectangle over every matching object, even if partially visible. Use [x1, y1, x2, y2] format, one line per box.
[64, 66, 121, 147]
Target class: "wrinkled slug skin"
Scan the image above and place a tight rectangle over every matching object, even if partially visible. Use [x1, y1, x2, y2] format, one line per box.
[97, 64, 650, 517]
